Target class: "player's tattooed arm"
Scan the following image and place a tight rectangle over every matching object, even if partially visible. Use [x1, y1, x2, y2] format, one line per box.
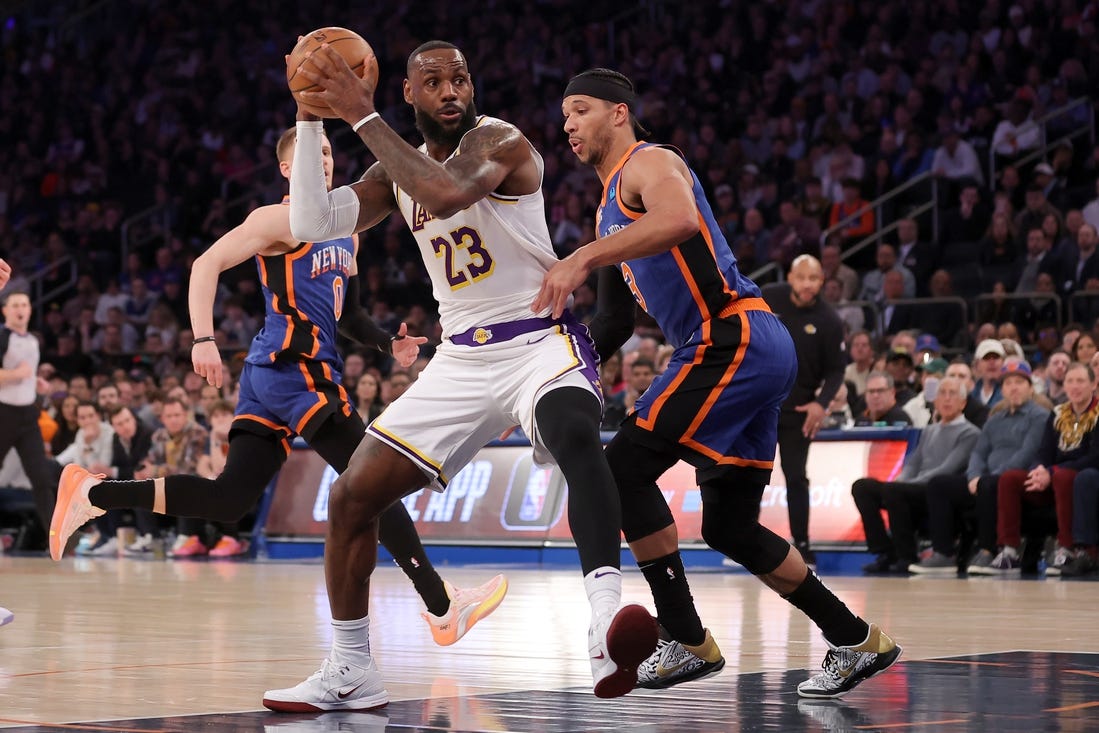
[356, 119, 530, 218]
[349, 162, 397, 232]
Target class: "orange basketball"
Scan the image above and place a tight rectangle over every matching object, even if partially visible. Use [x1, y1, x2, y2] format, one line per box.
[286, 27, 379, 118]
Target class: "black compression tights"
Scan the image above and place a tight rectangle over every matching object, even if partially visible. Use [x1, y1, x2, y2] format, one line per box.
[534, 387, 622, 575]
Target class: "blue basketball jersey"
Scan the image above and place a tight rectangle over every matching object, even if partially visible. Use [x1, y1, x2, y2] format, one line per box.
[245, 199, 353, 369]
[596, 142, 761, 348]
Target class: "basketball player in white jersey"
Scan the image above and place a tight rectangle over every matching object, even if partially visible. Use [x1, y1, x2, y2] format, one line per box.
[262, 41, 657, 712]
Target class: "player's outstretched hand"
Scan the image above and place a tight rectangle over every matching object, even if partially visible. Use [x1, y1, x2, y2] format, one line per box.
[532, 251, 591, 319]
[297, 44, 378, 125]
[391, 322, 427, 368]
[0, 258, 11, 290]
[192, 341, 224, 389]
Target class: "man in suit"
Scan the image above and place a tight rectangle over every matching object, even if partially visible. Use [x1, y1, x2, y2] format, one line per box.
[895, 218, 938, 296]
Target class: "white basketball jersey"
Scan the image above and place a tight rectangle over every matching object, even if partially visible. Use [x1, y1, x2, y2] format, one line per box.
[393, 116, 559, 338]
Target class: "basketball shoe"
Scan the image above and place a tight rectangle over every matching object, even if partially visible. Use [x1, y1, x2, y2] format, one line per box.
[797, 624, 902, 698]
[589, 604, 659, 698]
[422, 575, 508, 646]
[263, 656, 389, 713]
[637, 627, 725, 689]
[50, 465, 106, 561]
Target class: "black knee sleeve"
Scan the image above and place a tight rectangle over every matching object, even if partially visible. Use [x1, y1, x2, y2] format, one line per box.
[700, 467, 791, 575]
[604, 422, 678, 542]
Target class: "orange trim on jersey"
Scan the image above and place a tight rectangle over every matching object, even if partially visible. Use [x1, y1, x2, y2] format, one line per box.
[695, 208, 737, 301]
[283, 245, 321, 359]
[234, 413, 291, 435]
[599, 141, 647, 210]
[678, 310, 771, 466]
[637, 319, 712, 431]
[670, 246, 710, 321]
[718, 297, 771, 318]
[321, 361, 353, 417]
[295, 361, 327, 434]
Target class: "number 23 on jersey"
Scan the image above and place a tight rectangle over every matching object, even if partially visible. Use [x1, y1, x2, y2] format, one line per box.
[431, 226, 495, 290]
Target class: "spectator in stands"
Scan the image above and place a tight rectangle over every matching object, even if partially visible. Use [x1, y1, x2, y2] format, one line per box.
[853, 371, 913, 427]
[50, 394, 80, 457]
[381, 372, 412, 407]
[353, 373, 385, 424]
[195, 400, 249, 558]
[943, 185, 992, 249]
[140, 397, 210, 558]
[932, 127, 984, 186]
[978, 212, 1019, 269]
[914, 359, 1050, 574]
[769, 200, 821, 270]
[989, 362, 1099, 574]
[844, 331, 875, 403]
[1082, 180, 1099, 233]
[820, 242, 859, 301]
[855, 376, 980, 574]
[992, 98, 1042, 161]
[828, 178, 874, 247]
[1011, 272, 1061, 340]
[1042, 349, 1071, 405]
[1065, 462, 1099, 576]
[895, 219, 938, 296]
[901, 357, 949, 427]
[1059, 223, 1099, 306]
[730, 208, 770, 274]
[1015, 228, 1056, 294]
[94, 405, 160, 556]
[972, 339, 1006, 408]
[1072, 331, 1098, 365]
[800, 177, 831, 227]
[860, 243, 916, 303]
[884, 349, 917, 405]
[1015, 185, 1064, 249]
[822, 277, 864, 334]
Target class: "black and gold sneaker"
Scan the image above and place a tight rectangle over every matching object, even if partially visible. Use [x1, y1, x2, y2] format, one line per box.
[797, 624, 902, 698]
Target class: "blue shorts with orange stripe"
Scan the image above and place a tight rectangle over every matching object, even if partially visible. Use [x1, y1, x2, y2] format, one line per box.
[232, 360, 353, 451]
[631, 299, 797, 474]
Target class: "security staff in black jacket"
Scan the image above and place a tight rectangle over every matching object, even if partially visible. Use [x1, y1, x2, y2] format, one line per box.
[762, 255, 846, 567]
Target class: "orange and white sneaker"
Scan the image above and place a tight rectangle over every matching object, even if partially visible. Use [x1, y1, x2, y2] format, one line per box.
[169, 535, 208, 558]
[209, 536, 249, 557]
[421, 574, 508, 646]
[50, 464, 106, 561]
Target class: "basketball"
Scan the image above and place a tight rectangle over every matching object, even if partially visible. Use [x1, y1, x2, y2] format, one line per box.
[286, 27, 378, 118]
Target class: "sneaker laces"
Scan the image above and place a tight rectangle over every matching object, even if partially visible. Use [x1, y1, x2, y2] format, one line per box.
[817, 647, 857, 682]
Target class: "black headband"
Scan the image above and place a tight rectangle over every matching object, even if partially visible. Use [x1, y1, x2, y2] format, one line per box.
[563, 75, 636, 109]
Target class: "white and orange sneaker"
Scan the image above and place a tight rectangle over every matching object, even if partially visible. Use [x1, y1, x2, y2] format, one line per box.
[50, 465, 106, 561]
[209, 536, 249, 558]
[422, 574, 508, 646]
[589, 604, 659, 698]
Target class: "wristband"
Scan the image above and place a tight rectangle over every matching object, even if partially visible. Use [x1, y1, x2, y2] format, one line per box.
[352, 112, 380, 132]
[388, 333, 405, 354]
[192, 336, 217, 347]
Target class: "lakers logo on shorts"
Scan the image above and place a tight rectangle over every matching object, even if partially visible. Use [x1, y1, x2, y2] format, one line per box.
[473, 328, 494, 344]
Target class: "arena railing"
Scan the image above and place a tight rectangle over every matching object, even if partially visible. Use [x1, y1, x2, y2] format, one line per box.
[25, 255, 79, 328]
[971, 291, 1063, 332]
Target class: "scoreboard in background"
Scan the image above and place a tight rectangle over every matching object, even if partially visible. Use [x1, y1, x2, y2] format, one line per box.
[262, 430, 915, 546]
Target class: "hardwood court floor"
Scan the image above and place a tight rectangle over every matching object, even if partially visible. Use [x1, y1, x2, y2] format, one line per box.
[1, 554, 1098, 731]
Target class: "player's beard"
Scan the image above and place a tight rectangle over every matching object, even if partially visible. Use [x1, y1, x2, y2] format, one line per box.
[416, 102, 478, 150]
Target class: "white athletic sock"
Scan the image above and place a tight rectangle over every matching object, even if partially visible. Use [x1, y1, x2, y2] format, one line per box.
[583, 566, 622, 621]
[331, 615, 370, 663]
